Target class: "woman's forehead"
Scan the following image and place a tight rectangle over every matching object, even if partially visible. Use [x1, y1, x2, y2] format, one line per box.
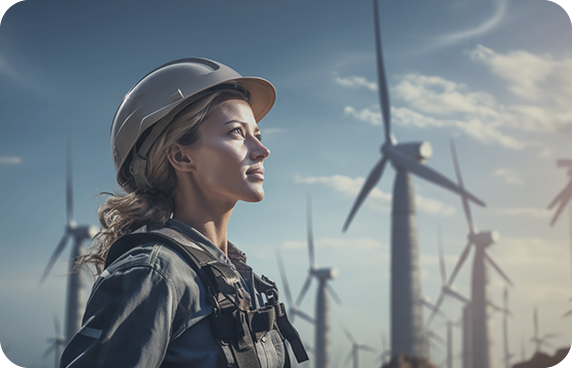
[205, 99, 257, 127]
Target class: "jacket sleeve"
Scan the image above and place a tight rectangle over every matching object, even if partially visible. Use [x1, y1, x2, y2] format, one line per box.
[60, 264, 177, 368]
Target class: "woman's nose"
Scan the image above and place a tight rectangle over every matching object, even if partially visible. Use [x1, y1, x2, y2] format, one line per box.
[250, 138, 270, 161]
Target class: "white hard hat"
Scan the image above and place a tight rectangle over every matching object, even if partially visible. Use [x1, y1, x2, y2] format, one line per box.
[110, 57, 276, 191]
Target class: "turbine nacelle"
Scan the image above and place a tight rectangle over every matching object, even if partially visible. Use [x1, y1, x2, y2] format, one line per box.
[381, 141, 433, 163]
[72, 225, 99, 240]
[312, 267, 339, 281]
[469, 231, 500, 247]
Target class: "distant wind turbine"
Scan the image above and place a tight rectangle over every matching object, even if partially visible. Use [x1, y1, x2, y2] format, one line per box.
[341, 325, 379, 368]
[275, 248, 315, 325]
[342, 0, 485, 358]
[375, 331, 392, 367]
[548, 159, 572, 298]
[44, 316, 66, 368]
[531, 306, 559, 353]
[40, 139, 98, 342]
[427, 139, 512, 368]
[296, 196, 342, 368]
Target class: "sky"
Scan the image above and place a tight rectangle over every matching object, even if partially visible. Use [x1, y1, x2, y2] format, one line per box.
[1, 0, 572, 367]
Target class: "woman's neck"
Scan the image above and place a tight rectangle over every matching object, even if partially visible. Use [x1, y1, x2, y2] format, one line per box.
[172, 191, 235, 254]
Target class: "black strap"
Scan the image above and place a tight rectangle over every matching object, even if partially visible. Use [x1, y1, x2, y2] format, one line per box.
[105, 230, 309, 366]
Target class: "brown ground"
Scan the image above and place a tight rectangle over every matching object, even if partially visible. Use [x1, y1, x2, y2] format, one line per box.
[381, 354, 438, 368]
[512, 346, 570, 368]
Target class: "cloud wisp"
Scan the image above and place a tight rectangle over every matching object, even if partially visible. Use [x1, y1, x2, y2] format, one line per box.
[338, 45, 572, 150]
[424, 0, 509, 50]
[0, 156, 22, 165]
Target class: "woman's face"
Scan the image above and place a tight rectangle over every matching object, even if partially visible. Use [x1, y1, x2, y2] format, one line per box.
[182, 98, 270, 205]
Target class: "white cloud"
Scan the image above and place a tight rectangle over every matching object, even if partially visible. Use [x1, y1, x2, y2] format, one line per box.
[334, 75, 377, 92]
[492, 207, 551, 218]
[467, 45, 572, 133]
[0, 157, 22, 165]
[493, 168, 524, 185]
[343, 106, 382, 126]
[393, 74, 496, 116]
[295, 174, 455, 215]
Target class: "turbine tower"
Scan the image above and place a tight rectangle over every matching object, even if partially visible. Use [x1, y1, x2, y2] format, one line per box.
[427, 140, 512, 368]
[40, 140, 98, 342]
[502, 287, 513, 368]
[297, 196, 342, 368]
[342, 0, 485, 358]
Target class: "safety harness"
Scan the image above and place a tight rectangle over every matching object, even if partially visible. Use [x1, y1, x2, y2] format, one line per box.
[105, 227, 309, 368]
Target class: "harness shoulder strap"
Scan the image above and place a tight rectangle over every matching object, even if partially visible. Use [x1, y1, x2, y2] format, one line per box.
[105, 229, 309, 366]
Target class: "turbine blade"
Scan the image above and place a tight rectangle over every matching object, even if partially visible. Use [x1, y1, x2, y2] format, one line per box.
[548, 181, 572, 226]
[426, 291, 446, 327]
[447, 240, 473, 289]
[450, 139, 476, 233]
[562, 309, 572, 318]
[344, 351, 352, 367]
[360, 344, 379, 354]
[295, 274, 313, 307]
[307, 195, 316, 268]
[373, 0, 391, 142]
[428, 331, 446, 345]
[295, 310, 316, 324]
[43, 344, 55, 358]
[437, 225, 446, 286]
[342, 156, 388, 232]
[327, 283, 343, 306]
[484, 251, 513, 286]
[66, 136, 74, 226]
[40, 233, 70, 283]
[387, 145, 485, 207]
[421, 296, 446, 318]
[443, 286, 470, 305]
[275, 248, 293, 306]
[341, 324, 356, 344]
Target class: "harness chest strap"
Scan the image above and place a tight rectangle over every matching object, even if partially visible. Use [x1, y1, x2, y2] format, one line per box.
[105, 230, 309, 366]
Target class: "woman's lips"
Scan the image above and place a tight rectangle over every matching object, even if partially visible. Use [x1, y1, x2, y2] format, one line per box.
[247, 167, 265, 180]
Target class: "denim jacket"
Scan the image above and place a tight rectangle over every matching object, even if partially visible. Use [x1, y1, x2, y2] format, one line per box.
[59, 219, 286, 368]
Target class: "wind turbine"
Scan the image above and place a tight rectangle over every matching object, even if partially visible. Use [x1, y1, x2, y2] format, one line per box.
[43, 316, 66, 368]
[434, 226, 472, 368]
[342, 0, 485, 357]
[427, 140, 512, 368]
[548, 159, 572, 307]
[531, 306, 559, 353]
[376, 332, 392, 367]
[275, 247, 315, 325]
[296, 196, 342, 368]
[40, 139, 98, 342]
[341, 325, 379, 368]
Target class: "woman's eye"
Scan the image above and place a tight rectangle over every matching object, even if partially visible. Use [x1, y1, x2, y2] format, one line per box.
[229, 127, 244, 137]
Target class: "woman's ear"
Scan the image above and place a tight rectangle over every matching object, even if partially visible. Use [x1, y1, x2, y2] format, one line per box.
[167, 143, 196, 172]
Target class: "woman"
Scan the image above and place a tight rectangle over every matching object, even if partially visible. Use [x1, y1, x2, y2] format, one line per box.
[59, 58, 307, 368]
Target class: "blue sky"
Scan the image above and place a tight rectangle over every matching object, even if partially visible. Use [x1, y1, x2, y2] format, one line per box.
[1, 0, 572, 367]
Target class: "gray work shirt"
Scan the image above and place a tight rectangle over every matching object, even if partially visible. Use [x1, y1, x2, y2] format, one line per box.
[60, 219, 286, 368]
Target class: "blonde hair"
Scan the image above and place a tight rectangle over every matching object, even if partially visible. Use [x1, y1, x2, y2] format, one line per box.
[79, 89, 249, 275]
